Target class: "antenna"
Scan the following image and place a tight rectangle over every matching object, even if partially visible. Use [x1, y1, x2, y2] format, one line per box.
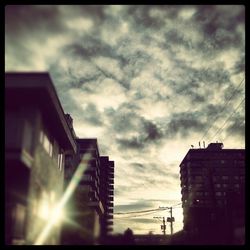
[203, 141, 205, 148]
[199, 141, 201, 148]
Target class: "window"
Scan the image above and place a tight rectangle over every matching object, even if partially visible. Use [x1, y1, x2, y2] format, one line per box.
[196, 184, 203, 188]
[213, 176, 219, 182]
[40, 130, 53, 157]
[196, 192, 203, 196]
[215, 192, 222, 196]
[222, 184, 228, 188]
[215, 184, 221, 188]
[195, 176, 203, 181]
[23, 120, 34, 154]
[222, 176, 229, 180]
[39, 130, 44, 144]
[234, 184, 240, 189]
[204, 192, 209, 196]
[58, 153, 64, 171]
[217, 200, 223, 205]
[234, 176, 239, 180]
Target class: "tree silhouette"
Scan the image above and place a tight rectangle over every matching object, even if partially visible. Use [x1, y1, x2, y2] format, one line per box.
[123, 228, 135, 245]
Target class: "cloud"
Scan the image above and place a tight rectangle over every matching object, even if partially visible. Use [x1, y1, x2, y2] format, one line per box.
[115, 201, 154, 213]
[115, 117, 163, 150]
[5, 5, 245, 235]
[5, 5, 63, 35]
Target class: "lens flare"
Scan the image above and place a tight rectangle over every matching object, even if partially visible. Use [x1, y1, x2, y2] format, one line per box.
[34, 151, 92, 245]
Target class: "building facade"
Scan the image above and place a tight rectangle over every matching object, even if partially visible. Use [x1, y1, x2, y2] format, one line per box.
[61, 139, 115, 245]
[99, 156, 114, 242]
[5, 73, 77, 245]
[179, 143, 245, 244]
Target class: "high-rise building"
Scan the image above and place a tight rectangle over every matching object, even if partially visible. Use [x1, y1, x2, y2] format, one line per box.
[179, 142, 245, 244]
[100, 156, 114, 242]
[61, 139, 115, 245]
[5, 73, 77, 245]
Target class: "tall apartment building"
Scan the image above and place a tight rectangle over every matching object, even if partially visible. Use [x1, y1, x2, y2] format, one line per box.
[179, 143, 245, 244]
[61, 139, 115, 245]
[99, 156, 114, 242]
[5, 73, 77, 245]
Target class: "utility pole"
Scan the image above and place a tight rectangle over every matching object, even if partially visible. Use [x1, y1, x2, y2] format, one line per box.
[162, 217, 166, 235]
[153, 216, 166, 235]
[170, 207, 173, 235]
[159, 206, 175, 235]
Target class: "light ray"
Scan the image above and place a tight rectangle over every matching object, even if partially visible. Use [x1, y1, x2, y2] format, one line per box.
[34, 151, 92, 245]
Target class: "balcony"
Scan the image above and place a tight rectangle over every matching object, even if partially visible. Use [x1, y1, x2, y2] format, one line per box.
[107, 196, 114, 202]
[107, 190, 114, 196]
[107, 208, 114, 213]
[106, 220, 113, 226]
[108, 184, 114, 190]
[109, 169, 114, 174]
[88, 200, 104, 215]
[107, 202, 114, 207]
[106, 214, 113, 219]
[108, 173, 114, 179]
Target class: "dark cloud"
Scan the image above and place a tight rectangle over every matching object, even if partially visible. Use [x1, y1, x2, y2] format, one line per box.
[115, 201, 154, 213]
[116, 119, 163, 150]
[127, 5, 167, 29]
[226, 120, 245, 139]
[232, 56, 245, 75]
[130, 163, 145, 170]
[129, 218, 154, 224]
[117, 137, 144, 150]
[194, 5, 244, 49]
[63, 40, 113, 60]
[5, 5, 62, 35]
[67, 67, 102, 90]
[164, 29, 190, 49]
[225, 103, 245, 138]
[223, 82, 245, 103]
[202, 104, 225, 118]
[62, 41, 131, 90]
[81, 103, 103, 126]
[166, 112, 206, 138]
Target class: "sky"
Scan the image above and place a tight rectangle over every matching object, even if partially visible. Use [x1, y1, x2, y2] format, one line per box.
[5, 5, 245, 235]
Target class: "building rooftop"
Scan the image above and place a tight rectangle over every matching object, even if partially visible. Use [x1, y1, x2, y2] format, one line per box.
[180, 143, 245, 166]
[5, 72, 77, 153]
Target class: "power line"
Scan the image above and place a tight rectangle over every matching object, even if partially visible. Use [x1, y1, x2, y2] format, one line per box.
[114, 210, 164, 219]
[200, 78, 245, 141]
[222, 119, 245, 142]
[171, 202, 182, 207]
[114, 208, 168, 215]
[209, 98, 245, 142]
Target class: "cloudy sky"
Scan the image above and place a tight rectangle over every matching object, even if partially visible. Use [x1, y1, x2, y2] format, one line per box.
[5, 5, 245, 235]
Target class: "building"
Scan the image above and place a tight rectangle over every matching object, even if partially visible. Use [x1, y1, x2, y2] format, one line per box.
[5, 73, 77, 245]
[99, 156, 114, 242]
[179, 142, 245, 244]
[61, 139, 115, 245]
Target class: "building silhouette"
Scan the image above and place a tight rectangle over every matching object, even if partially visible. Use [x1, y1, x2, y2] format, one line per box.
[99, 156, 114, 243]
[61, 139, 115, 245]
[5, 73, 115, 245]
[180, 142, 245, 244]
[5, 73, 77, 244]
